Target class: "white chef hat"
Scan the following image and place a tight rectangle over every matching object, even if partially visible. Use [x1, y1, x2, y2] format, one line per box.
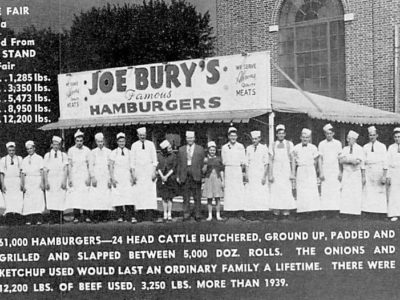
[347, 130, 359, 139]
[368, 126, 377, 134]
[207, 141, 216, 148]
[393, 127, 400, 134]
[25, 140, 34, 148]
[160, 140, 171, 149]
[74, 129, 84, 138]
[186, 131, 195, 138]
[52, 136, 62, 143]
[276, 124, 285, 132]
[250, 131, 261, 138]
[6, 142, 15, 148]
[228, 127, 237, 134]
[116, 132, 126, 140]
[301, 128, 312, 137]
[137, 127, 146, 135]
[323, 123, 333, 132]
[94, 133, 104, 141]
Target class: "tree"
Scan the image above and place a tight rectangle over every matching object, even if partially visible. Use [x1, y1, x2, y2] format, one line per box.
[65, 0, 215, 72]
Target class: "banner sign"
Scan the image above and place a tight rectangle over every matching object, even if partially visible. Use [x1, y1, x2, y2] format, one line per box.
[0, 220, 398, 299]
[58, 51, 271, 120]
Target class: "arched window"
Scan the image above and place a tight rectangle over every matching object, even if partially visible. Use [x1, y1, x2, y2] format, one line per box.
[278, 0, 345, 100]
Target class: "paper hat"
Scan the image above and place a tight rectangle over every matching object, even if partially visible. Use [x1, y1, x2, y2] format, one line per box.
[276, 124, 285, 132]
[74, 129, 84, 138]
[347, 130, 359, 139]
[393, 127, 400, 133]
[228, 127, 237, 134]
[6, 142, 15, 148]
[52, 136, 62, 143]
[25, 140, 34, 148]
[186, 131, 195, 138]
[94, 133, 104, 140]
[207, 141, 217, 148]
[368, 126, 377, 134]
[301, 128, 312, 136]
[116, 132, 126, 140]
[250, 131, 261, 138]
[160, 140, 171, 149]
[137, 127, 146, 134]
[323, 124, 333, 132]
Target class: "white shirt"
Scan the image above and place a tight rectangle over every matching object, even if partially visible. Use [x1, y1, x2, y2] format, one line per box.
[318, 139, 342, 169]
[339, 143, 364, 171]
[246, 143, 269, 167]
[68, 145, 91, 167]
[21, 153, 43, 176]
[0, 155, 23, 176]
[186, 144, 195, 166]
[293, 143, 319, 167]
[221, 142, 246, 166]
[363, 140, 387, 169]
[130, 140, 158, 169]
[44, 150, 68, 170]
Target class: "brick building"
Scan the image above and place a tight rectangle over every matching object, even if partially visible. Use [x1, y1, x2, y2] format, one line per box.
[216, 0, 400, 112]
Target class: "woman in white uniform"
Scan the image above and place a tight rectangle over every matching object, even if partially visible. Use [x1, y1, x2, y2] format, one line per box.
[245, 130, 269, 219]
[66, 129, 91, 223]
[269, 124, 296, 219]
[89, 132, 112, 222]
[110, 132, 136, 223]
[21, 141, 45, 225]
[221, 127, 246, 219]
[0, 142, 23, 225]
[292, 128, 320, 218]
[339, 130, 365, 217]
[386, 128, 400, 221]
[43, 136, 68, 224]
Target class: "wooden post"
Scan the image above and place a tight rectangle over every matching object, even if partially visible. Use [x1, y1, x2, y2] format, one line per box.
[268, 112, 275, 146]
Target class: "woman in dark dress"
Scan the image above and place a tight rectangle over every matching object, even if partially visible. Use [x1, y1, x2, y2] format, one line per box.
[157, 140, 178, 222]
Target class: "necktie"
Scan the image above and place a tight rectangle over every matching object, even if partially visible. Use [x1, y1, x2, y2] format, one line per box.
[371, 143, 374, 152]
[187, 145, 192, 162]
[254, 145, 257, 152]
[54, 151, 58, 158]
[398, 144, 400, 153]
[29, 155, 32, 164]
[350, 145, 353, 154]
[142, 141, 145, 150]
[121, 148, 125, 156]
[302, 144, 307, 147]
[10, 157, 14, 165]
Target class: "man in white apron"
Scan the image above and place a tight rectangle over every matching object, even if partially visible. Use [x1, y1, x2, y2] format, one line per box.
[21, 141, 45, 225]
[318, 124, 342, 218]
[110, 132, 136, 223]
[0, 142, 23, 225]
[131, 127, 158, 222]
[386, 127, 400, 221]
[43, 136, 68, 224]
[67, 129, 91, 223]
[293, 128, 320, 219]
[339, 130, 365, 218]
[221, 127, 246, 220]
[269, 124, 296, 220]
[362, 126, 388, 219]
[90, 132, 112, 223]
[245, 130, 269, 220]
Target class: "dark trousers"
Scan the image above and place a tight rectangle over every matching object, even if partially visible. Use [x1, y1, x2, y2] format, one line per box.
[49, 210, 64, 224]
[115, 205, 135, 220]
[5, 213, 23, 226]
[182, 168, 202, 218]
[26, 214, 43, 224]
[73, 209, 90, 220]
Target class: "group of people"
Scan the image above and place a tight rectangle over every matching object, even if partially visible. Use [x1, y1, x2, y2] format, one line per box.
[0, 123, 399, 226]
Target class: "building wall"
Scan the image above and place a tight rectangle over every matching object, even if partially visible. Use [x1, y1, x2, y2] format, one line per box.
[216, 0, 400, 111]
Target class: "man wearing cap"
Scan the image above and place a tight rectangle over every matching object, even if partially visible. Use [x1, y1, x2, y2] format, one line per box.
[43, 136, 68, 224]
[362, 126, 388, 218]
[387, 128, 400, 221]
[0, 142, 23, 225]
[110, 132, 137, 223]
[131, 127, 158, 221]
[66, 129, 91, 223]
[177, 131, 205, 221]
[318, 124, 342, 218]
[292, 128, 321, 218]
[221, 127, 246, 219]
[21, 141, 45, 225]
[245, 130, 270, 219]
[339, 130, 365, 217]
[89, 133, 112, 222]
[269, 124, 296, 219]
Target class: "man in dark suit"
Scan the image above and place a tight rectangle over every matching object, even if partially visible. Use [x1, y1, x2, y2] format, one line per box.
[177, 131, 205, 221]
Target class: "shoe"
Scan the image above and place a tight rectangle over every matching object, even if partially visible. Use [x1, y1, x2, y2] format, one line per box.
[36, 221, 42, 225]
[216, 217, 226, 222]
[206, 216, 212, 221]
[73, 218, 79, 224]
[25, 222, 31, 226]
[391, 217, 398, 222]
[131, 217, 138, 224]
[85, 218, 92, 223]
[117, 218, 123, 223]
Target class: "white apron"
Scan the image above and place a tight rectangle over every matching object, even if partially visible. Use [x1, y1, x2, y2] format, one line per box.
[66, 146, 90, 210]
[294, 144, 320, 213]
[244, 144, 269, 211]
[131, 141, 157, 210]
[340, 164, 363, 215]
[387, 144, 400, 217]
[270, 141, 296, 210]
[362, 143, 387, 213]
[111, 148, 135, 207]
[1, 156, 23, 214]
[22, 154, 45, 215]
[88, 148, 112, 210]
[44, 151, 67, 211]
